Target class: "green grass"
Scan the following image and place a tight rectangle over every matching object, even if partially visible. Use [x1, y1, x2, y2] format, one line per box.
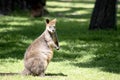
[0, 0, 120, 80]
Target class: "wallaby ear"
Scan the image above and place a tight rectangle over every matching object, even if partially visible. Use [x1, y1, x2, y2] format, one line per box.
[46, 19, 49, 24]
[52, 18, 56, 22]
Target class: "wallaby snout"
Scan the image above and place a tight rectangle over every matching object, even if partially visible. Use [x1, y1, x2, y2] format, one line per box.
[52, 29, 55, 33]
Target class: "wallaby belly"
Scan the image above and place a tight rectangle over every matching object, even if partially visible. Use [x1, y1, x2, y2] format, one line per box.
[23, 37, 53, 76]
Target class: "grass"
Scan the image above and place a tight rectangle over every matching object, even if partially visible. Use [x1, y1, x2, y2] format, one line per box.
[0, 0, 120, 80]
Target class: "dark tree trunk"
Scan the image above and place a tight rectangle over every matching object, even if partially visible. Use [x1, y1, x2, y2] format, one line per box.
[89, 0, 117, 30]
[27, 0, 47, 17]
[0, 0, 12, 15]
[0, 0, 48, 17]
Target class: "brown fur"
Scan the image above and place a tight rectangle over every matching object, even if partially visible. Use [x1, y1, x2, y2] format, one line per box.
[22, 19, 59, 76]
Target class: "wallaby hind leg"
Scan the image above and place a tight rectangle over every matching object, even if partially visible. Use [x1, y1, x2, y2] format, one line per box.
[30, 58, 48, 77]
[38, 60, 48, 77]
[21, 68, 31, 76]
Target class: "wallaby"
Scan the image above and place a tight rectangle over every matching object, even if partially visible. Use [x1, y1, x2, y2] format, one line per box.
[22, 18, 60, 76]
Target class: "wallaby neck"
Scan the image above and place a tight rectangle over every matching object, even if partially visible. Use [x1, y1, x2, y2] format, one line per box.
[44, 29, 59, 49]
[44, 29, 54, 38]
[44, 29, 53, 42]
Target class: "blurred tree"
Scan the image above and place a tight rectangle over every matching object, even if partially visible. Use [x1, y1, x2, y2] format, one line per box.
[27, 0, 48, 17]
[0, 0, 48, 17]
[0, 0, 12, 15]
[0, 0, 27, 15]
[89, 0, 117, 30]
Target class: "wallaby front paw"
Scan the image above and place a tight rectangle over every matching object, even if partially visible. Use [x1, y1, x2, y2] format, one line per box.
[56, 47, 60, 50]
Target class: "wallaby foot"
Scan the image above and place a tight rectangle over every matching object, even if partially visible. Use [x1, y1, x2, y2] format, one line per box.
[21, 68, 31, 76]
[39, 72, 45, 77]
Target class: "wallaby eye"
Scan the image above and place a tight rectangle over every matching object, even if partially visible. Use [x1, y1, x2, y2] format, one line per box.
[49, 26, 55, 29]
[53, 26, 56, 29]
[49, 26, 52, 28]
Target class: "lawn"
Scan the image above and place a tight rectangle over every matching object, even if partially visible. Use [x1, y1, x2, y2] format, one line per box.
[0, 0, 120, 80]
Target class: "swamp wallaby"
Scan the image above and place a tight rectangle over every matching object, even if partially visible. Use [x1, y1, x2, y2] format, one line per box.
[22, 18, 60, 76]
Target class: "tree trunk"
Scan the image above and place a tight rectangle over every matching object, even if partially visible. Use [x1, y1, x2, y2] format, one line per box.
[0, 0, 12, 15]
[0, 0, 48, 17]
[89, 0, 117, 30]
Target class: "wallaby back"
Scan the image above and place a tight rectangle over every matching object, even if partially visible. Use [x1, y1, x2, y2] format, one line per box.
[22, 19, 59, 76]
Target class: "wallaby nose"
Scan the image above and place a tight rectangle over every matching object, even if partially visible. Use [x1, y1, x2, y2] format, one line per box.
[52, 30, 55, 32]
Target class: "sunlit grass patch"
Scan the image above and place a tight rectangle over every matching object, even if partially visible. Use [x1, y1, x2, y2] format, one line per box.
[47, 7, 71, 12]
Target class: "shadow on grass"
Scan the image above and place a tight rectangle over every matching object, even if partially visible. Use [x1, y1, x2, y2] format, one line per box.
[47, 6, 92, 20]
[69, 28, 120, 74]
[46, 73, 67, 77]
[0, 72, 67, 77]
[72, 43, 120, 73]
[0, 73, 19, 76]
[0, 22, 44, 60]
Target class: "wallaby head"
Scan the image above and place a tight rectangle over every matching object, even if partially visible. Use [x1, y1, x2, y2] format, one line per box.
[45, 18, 60, 50]
[46, 18, 57, 33]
